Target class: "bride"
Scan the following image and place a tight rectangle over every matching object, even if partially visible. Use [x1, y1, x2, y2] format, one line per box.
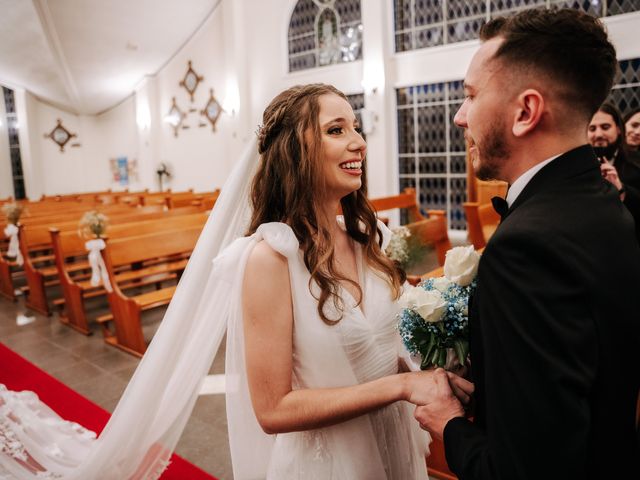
[0, 84, 470, 479]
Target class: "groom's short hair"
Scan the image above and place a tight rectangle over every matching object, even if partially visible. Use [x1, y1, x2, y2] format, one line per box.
[480, 8, 617, 121]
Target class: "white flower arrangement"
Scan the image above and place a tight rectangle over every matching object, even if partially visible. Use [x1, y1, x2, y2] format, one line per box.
[1, 203, 24, 226]
[78, 211, 109, 238]
[385, 226, 411, 267]
[398, 245, 480, 370]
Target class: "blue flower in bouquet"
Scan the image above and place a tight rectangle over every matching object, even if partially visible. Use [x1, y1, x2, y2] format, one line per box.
[398, 246, 480, 370]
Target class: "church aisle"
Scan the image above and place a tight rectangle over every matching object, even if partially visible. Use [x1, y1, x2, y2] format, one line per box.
[0, 295, 233, 480]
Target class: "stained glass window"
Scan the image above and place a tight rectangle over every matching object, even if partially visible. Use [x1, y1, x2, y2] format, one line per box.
[2, 87, 25, 200]
[393, 0, 640, 52]
[608, 57, 640, 119]
[396, 57, 640, 231]
[396, 81, 467, 229]
[288, 0, 363, 72]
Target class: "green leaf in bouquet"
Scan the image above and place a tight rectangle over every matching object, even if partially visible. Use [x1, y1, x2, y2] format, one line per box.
[430, 346, 440, 366]
[454, 339, 469, 367]
[437, 348, 447, 368]
[420, 334, 436, 369]
[412, 328, 431, 347]
[420, 352, 433, 370]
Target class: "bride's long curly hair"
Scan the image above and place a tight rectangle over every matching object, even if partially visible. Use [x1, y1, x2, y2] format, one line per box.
[247, 84, 403, 324]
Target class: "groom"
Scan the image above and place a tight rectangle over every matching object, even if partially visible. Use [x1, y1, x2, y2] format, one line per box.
[415, 8, 640, 479]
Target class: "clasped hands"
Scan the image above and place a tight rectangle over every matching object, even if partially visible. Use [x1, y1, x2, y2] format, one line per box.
[405, 368, 474, 441]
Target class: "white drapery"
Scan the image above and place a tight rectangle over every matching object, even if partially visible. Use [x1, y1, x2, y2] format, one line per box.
[0, 138, 258, 479]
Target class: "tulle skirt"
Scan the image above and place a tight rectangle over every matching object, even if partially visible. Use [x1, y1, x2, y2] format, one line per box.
[266, 401, 429, 480]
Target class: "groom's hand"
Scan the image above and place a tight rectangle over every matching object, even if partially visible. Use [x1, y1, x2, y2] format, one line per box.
[413, 373, 465, 441]
[446, 371, 474, 406]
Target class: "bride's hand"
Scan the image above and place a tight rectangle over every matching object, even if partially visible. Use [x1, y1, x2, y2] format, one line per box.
[404, 368, 452, 406]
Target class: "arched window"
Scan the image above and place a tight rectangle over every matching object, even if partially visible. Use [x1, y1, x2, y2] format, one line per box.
[393, 0, 640, 53]
[288, 0, 363, 73]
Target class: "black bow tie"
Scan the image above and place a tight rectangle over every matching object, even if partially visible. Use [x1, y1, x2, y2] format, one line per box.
[491, 196, 509, 220]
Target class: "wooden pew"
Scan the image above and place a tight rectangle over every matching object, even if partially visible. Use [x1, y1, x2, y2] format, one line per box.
[370, 188, 452, 267]
[408, 212, 452, 267]
[95, 189, 148, 205]
[463, 202, 501, 250]
[15, 206, 204, 316]
[0, 236, 21, 301]
[5, 206, 158, 311]
[369, 187, 426, 223]
[167, 190, 218, 209]
[50, 212, 208, 335]
[100, 226, 202, 356]
[191, 190, 221, 210]
[5, 203, 139, 225]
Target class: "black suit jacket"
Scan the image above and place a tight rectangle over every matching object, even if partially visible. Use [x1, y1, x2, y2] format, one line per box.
[443, 145, 640, 479]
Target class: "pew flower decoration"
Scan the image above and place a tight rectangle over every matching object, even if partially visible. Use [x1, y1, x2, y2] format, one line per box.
[2, 202, 24, 226]
[78, 211, 112, 292]
[79, 211, 108, 239]
[2, 203, 25, 265]
[385, 226, 411, 267]
[398, 245, 480, 370]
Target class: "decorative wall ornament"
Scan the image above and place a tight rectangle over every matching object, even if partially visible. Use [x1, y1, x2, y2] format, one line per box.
[166, 97, 186, 137]
[43, 119, 77, 152]
[109, 157, 138, 185]
[200, 89, 222, 132]
[179, 60, 204, 102]
[156, 162, 172, 191]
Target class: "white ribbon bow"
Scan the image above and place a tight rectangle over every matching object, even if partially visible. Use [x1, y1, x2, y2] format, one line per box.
[85, 238, 112, 292]
[3, 224, 23, 266]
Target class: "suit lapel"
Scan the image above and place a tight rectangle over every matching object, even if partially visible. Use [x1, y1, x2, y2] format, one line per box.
[502, 145, 600, 221]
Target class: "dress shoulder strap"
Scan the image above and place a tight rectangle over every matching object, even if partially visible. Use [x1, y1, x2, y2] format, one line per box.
[254, 222, 300, 258]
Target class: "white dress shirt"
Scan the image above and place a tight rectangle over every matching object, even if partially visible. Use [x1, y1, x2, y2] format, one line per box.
[505, 154, 561, 207]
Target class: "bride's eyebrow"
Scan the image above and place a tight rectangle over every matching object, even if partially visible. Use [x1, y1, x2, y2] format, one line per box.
[321, 117, 346, 127]
[321, 117, 357, 128]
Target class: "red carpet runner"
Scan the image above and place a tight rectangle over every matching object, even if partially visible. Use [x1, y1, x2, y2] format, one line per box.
[0, 342, 217, 480]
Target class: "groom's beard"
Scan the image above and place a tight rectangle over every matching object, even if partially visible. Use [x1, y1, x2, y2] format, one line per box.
[592, 144, 619, 162]
[474, 121, 510, 181]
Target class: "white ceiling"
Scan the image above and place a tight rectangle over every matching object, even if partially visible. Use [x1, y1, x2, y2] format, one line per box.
[0, 0, 221, 115]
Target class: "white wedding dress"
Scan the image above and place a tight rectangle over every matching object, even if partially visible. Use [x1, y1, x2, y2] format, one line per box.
[223, 220, 430, 479]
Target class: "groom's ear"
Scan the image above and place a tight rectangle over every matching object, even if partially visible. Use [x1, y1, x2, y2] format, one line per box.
[511, 89, 544, 138]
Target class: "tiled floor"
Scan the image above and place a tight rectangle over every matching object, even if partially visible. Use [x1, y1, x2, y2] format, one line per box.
[0, 293, 233, 480]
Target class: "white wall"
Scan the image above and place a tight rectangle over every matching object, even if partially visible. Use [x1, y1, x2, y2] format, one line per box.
[19, 94, 134, 196]
[8, 89, 137, 198]
[154, 4, 236, 193]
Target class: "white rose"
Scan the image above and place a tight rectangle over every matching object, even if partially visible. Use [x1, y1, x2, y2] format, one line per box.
[444, 246, 480, 286]
[401, 286, 446, 323]
[431, 276, 452, 293]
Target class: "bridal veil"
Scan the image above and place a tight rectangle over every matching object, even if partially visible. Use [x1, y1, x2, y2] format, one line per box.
[1, 138, 259, 479]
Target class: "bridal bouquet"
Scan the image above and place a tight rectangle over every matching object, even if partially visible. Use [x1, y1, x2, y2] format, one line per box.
[398, 246, 480, 370]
